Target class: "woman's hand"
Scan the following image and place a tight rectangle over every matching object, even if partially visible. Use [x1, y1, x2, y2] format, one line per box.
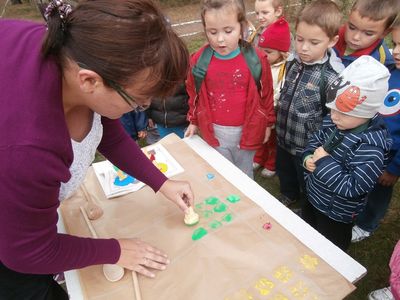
[184, 124, 198, 138]
[158, 179, 194, 213]
[116, 238, 169, 278]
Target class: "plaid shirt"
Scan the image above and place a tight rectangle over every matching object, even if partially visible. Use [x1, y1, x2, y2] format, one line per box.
[276, 49, 344, 156]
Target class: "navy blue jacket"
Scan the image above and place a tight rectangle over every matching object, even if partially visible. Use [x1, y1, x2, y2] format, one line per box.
[303, 115, 392, 223]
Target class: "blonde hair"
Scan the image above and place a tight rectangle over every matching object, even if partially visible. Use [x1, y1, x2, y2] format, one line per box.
[296, 0, 341, 39]
[351, 0, 400, 30]
[201, 0, 247, 38]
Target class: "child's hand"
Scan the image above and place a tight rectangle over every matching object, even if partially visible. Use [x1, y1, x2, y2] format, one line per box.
[313, 146, 329, 162]
[137, 130, 147, 139]
[378, 170, 399, 186]
[305, 156, 316, 172]
[184, 124, 198, 138]
[263, 127, 272, 143]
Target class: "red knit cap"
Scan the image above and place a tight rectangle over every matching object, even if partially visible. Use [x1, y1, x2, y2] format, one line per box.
[258, 17, 290, 52]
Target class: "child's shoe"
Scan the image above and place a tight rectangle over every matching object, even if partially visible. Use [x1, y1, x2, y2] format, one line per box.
[260, 168, 276, 178]
[368, 287, 394, 300]
[253, 162, 260, 170]
[351, 225, 371, 243]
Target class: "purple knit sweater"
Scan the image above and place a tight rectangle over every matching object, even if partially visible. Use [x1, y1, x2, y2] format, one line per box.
[0, 19, 167, 274]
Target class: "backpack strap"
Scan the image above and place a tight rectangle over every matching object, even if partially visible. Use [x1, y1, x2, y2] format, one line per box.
[319, 62, 327, 116]
[192, 44, 262, 94]
[378, 45, 386, 64]
[241, 45, 262, 90]
[192, 46, 214, 94]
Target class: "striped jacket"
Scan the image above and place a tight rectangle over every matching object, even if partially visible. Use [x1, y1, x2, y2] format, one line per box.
[276, 49, 344, 156]
[303, 115, 392, 223]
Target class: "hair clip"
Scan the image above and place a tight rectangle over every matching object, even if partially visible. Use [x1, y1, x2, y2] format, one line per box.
[44, 0, 72, 22]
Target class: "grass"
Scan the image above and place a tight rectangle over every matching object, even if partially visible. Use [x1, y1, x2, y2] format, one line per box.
[3, 1, 399, 299]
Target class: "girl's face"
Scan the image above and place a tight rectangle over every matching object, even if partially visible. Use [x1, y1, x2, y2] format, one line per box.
[392, 27, 400, 69]
[204, 5, 241, 56]
[261, 48, 282, 65]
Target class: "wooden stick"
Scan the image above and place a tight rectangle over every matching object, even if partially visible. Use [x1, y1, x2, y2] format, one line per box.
[79, 206, 98, 238]
[81, 185, 103, 220]
[132, 271, 142, 300]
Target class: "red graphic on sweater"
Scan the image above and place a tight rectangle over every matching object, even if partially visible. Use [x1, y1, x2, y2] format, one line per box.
[335, 86, 367, 112]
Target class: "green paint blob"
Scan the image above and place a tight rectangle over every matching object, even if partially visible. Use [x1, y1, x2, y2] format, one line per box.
[192, 227, 208, 240]
[205, 196, 219, 205]
[226, 194, 240, 203]
[221, 213, 233, 222]
[209, 220, 222, 229]
[213, 202, 227, 213]
[202, 210, 214, 218]
[195, 203, 204, 210]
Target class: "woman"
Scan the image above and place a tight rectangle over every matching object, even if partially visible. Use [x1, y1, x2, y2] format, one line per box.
[0, 0, 192, 298]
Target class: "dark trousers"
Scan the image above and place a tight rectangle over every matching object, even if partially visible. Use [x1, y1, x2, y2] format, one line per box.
[0, 262, 69, 300]
[302, 200, 353, 251]
[276, 145, 306, 204]
[355, 183, 393, 233]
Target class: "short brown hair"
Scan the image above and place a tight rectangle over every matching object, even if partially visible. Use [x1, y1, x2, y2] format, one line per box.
[201, 0, 247, 38]
[393, 13, 400, 28]
[296, 0, 342, 39]
[41, 0, 189, 98]
[351, 0, 400, 30]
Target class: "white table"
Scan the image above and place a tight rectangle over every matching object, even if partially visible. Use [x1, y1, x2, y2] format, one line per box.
[58, 135, 366, 299]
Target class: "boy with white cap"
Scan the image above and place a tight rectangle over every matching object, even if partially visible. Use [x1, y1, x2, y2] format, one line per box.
[302, 55, 392, 251]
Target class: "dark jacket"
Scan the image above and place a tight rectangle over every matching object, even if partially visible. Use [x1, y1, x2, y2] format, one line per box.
[303, 115, 392, 223]
[147, 84, 189, 128]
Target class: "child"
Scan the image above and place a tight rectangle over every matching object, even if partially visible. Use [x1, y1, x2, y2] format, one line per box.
[249, 0, 283, 45]
[352, 14, 400, 243]
[185, 0, 275, 179]
[147, 83, 189, 139]
[302, 55, 391, 251]
[334, 0, 398, 68]
[120, 110, 148, 141]
[275, 0, 344, 206]
[253, 17, 290, 177]
[368, 241, 400, 300]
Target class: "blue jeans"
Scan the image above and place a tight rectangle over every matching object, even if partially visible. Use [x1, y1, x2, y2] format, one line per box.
[156, 124, 186, 139]
[355, 183, 393, 233]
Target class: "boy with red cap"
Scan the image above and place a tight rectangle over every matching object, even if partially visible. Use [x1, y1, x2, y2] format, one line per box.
[253, 18, 290, 177]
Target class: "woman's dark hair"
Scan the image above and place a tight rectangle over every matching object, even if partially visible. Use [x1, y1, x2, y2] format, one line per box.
[39, 0, 189, 98]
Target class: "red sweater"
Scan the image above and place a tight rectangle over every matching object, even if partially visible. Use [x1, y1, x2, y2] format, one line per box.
[187, 44, 275, 150]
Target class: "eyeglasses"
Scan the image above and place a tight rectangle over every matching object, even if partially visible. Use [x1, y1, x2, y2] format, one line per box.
[105, 79, 150, 112]
[77, 62, 150, 112]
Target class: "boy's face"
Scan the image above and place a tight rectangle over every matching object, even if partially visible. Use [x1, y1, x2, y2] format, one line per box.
[260, 47, 282, 65]
[344, 10, 389, 51]
[255, 0, 282, 28]
[330, 109, 369, 130]
[295, 22, 338, 64]
[392, 27, 400, 69]
[204, 6, 241, 56]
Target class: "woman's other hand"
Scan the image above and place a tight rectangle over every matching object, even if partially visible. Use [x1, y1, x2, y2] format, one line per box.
[116, 238, 169, 278]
